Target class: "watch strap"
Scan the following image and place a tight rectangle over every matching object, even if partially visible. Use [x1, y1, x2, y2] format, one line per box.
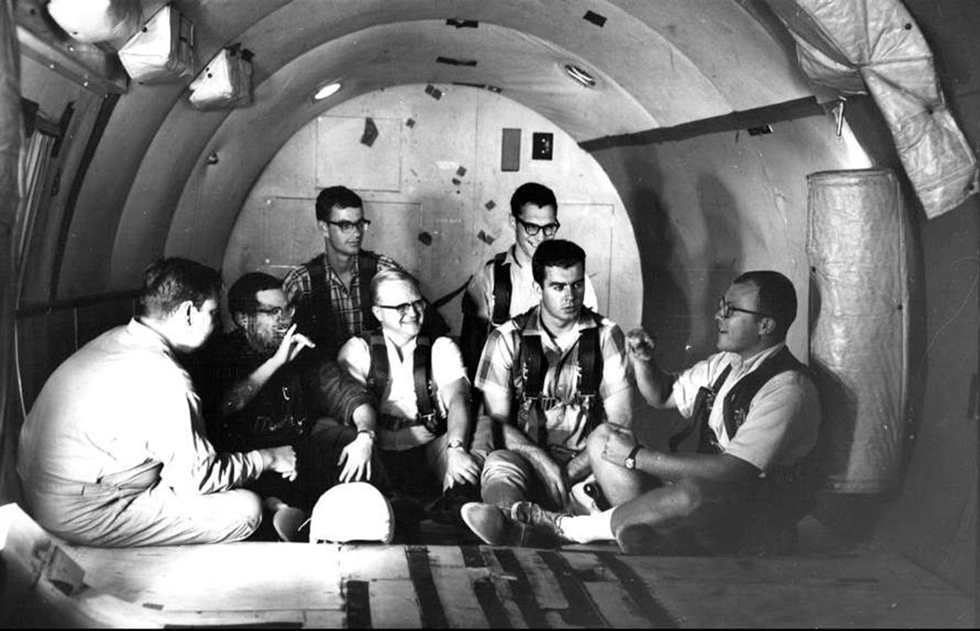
[625, 443, 642, 468]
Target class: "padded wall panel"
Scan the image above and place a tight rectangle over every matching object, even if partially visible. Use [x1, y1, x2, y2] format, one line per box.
[807, 169, 910, 493]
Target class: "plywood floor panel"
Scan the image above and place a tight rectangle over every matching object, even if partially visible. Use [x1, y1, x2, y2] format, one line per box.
[2, 509, 971, 631]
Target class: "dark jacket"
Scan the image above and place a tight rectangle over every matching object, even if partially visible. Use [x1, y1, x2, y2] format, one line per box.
[190, 329, 372, 452]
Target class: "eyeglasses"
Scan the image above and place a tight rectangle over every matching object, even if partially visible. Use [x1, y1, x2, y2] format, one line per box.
[255, 304, 296, 319]
[516, 217, 560, 238]
[717, 297, 771, 319]
[376, 298, 427, 316]
[327, 219, 372, 233]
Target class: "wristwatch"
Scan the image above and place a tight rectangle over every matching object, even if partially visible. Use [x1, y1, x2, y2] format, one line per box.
[447, 439, 465, 450]
[624, 444, 642, 470]
[357, 429, 376, 442]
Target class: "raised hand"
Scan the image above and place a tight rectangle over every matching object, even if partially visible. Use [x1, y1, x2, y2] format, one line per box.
[626, 328, 656, 362]
[273, 323, 315, 367]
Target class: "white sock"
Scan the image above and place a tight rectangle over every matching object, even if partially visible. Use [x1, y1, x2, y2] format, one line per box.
[557, 508, 615, 543]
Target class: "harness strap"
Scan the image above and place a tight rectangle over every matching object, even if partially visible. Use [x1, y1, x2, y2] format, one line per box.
[576, 319, 604, 435]
[366, 332, 389, 400]
[365, 332, 443, 435]
[490, 252, 511, 325]
[357, 251, 381, 332]
[670, 364, 732, 454]
[305, 255, 334, 342]
[723, 346, 804, 441]
[513, 308, 605, 444]
[304, 251, 380, 339]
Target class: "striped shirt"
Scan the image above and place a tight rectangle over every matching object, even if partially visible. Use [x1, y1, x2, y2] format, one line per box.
[475, 306, 634, 451]
[282, 252, 401, 342]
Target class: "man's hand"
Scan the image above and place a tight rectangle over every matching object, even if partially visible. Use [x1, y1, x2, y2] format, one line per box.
[272, 323, 315, 368]
[601, 423, 640, 468]
[261, 445, 298, 481]
[444, 447, 481, 489]
[626, 328, 656, 362]
[337, 432, 373, 483]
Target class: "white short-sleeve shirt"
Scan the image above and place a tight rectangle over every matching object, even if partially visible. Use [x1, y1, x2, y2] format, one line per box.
[669, 344, 821, 474]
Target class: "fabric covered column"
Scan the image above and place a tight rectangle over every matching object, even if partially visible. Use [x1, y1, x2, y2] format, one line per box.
[807, 168, 911, 493]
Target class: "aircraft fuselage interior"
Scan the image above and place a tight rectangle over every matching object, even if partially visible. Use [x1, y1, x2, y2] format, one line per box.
[0, 0, 977, 627]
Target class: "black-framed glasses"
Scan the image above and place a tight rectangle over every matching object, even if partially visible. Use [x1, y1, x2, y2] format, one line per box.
[254, 304, 296, 319]
[376, 298, 427, 316]
[717, 297, 771, 319]
[516, 217, 560, 238]
[327, 219, 371, 233]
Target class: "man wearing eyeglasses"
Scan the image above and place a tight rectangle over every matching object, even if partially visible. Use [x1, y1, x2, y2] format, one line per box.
[459, 182, 598, 378]
[338, 268, 491, 536]
[501, 270, 822, 556]
[283, 186, 406, 356]
[192, 272, 384, 540]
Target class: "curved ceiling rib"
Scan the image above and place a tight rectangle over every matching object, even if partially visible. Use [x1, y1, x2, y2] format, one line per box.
[61, 0, 814, 295]
[153, 20, 661, 278]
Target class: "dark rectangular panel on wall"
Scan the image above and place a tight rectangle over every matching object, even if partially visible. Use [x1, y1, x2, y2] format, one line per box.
[501, 128, 520, 172]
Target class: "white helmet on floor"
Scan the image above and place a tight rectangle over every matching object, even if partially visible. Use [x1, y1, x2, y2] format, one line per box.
[309, 482, 395, 544]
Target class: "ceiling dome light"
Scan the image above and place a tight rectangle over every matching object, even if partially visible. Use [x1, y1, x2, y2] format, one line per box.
[563, 64, 596, 88]
[313, 82, 342, 101]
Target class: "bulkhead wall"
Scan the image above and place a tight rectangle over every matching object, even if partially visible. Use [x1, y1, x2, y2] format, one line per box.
[221, 84, 643, 335]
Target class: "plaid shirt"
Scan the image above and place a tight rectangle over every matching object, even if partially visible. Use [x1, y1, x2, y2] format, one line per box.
[282, 252, 402, 341]
[474, 306, 634, 451]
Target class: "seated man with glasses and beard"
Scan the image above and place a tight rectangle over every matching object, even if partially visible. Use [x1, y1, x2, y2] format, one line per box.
[459, 182, 599, 379]
[337, 268, 494, 540]
[283, 185, 447, 360]
[192, 272, 384, 541]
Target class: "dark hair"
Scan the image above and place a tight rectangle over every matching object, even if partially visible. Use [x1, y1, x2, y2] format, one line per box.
[732, 270, 797, 339]
[315, 186, 364, 223]
[228, 272, 282, 317]
[139, 257, 222, 318]
[532, 239, 586, 285]
[510, 182, 557, 218]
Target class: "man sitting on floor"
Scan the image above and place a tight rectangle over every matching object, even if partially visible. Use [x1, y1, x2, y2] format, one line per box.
[17, 258, 296, 547]
[338, 268, 492, 534]
[191, 272, 384, 540]
[459, 239, 635, 546]
[506, 270, 823, 555]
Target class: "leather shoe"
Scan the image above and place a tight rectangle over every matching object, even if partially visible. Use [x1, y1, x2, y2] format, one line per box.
[511, 501, 572, 545]
[273, 506, 309, 543]
[461, 503, 511, 545]
[461, 502, 562, 548]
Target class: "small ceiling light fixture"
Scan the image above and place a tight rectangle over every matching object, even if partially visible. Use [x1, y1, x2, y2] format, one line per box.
[563, 63, 596, 89]
[313, 81, 342, 101]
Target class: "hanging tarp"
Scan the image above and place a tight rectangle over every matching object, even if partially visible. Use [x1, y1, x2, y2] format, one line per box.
[807, 169, 910, 493]
[766, 0, 979, 219]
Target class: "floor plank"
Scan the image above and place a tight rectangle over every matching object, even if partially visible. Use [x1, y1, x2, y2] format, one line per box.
[3, 504, 972, 630]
